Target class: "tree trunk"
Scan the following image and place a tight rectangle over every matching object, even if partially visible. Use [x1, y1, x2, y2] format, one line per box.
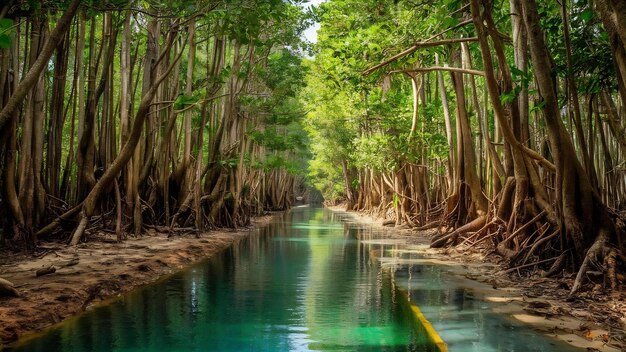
[521, 0, 617, 293]
[0, 0, 80, 132]
[69, 26, 182, 245]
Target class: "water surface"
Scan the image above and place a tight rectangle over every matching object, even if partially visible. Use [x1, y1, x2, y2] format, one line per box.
[5, 207, 579, 351]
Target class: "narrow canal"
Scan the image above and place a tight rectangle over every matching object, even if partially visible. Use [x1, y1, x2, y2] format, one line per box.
[6, 206, 578, 351]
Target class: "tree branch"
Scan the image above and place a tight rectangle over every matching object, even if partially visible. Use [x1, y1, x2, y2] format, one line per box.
[363, 37, 478, 76]
[389, 66, 486, 76]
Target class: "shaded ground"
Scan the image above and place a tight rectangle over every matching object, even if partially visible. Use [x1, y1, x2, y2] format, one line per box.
[330, 206, 626, 352]
[0, 214, 278, 347]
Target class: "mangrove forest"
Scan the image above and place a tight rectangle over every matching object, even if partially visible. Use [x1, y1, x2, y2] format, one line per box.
[0, 0, 625, 350]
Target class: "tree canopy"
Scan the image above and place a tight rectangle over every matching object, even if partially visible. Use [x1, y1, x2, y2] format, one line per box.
[304, 0, 626, 295]
[0, 0, 625, 297]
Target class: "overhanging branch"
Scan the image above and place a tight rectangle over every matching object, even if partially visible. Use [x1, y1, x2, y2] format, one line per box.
[363, 36, 478, 76]
[389, 66, 486, 76]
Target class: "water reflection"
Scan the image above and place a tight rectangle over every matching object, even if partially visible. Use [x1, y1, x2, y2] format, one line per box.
[6, 207, 433, 352]
[353, 233, 579, 352]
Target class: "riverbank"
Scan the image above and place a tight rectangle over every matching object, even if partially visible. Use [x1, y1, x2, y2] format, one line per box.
[329, 205, 625, 352]
[0, 213, 280, 347]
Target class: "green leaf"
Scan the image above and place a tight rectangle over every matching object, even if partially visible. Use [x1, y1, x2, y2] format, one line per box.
[441, 17, 459, 29]
[446, 0, 463, 12]
[530, 101, 546, 113]
[580, 9, 593, 23]
[0, 18, 13, 30]
[174, 94, 198, 109]
[0, 34, 11, 49]
[510, 66, 525, 77]
[500, 90, 517, 104]
[367, 42, 381, 53]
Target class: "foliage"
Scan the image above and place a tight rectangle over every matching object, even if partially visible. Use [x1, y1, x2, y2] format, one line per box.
[302, 0, 462, 202]
[244, 49, 311, 176]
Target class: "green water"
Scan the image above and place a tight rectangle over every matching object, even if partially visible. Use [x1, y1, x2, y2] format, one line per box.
[390, 263, 578, 352]
[5, 207, 579, 351]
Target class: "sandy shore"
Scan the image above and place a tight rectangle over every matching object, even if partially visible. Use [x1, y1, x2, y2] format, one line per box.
[329, 206, 625, 352]
[0, 213, 280, 347]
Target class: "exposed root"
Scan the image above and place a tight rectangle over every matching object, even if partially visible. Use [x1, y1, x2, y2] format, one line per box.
[543, 251, 567, 277]
[496, 210, 546, 259]
[569, 228, 612, 296]
[413, 220, 442, 231]
[69, 213, 89, 246]
[519, 226, 558, 264]
[431, 215, 486, 248]
[35, 204, 82, 238]
[504, 256, 559, 274]
[462, 218, 498, 247]
[605, 248, 618, 290]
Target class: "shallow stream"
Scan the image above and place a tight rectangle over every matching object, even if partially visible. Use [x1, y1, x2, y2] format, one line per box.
[6, 206, 579, 351]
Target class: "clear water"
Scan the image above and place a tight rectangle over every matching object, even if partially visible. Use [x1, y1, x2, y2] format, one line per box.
[391, 263, 576, 352]
[4, 207, 579, 351]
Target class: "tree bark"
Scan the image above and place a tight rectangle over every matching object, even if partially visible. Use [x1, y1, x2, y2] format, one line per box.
[0, 0, 80, 132]
[69, 26, 182, 245]
[521, 0, 616, 285]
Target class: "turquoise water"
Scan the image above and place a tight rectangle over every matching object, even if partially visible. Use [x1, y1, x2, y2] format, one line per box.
[391, 263, 576, 352]
[5, 207, 579, 351]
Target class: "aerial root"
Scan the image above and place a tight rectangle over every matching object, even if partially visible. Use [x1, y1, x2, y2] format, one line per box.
[569, 228, 612, 297]
[606, 248, 618, 290]
[413, 220, 442, 232]
[69, 212, 89, 246]
[542, 251, 567, 277]
[431, 216, 486, 248]
[496, 210, 546, 259]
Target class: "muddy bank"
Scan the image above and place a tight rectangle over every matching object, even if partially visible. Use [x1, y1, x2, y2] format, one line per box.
[0, 213, 280, 347]
[330, 206, 625, 352]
